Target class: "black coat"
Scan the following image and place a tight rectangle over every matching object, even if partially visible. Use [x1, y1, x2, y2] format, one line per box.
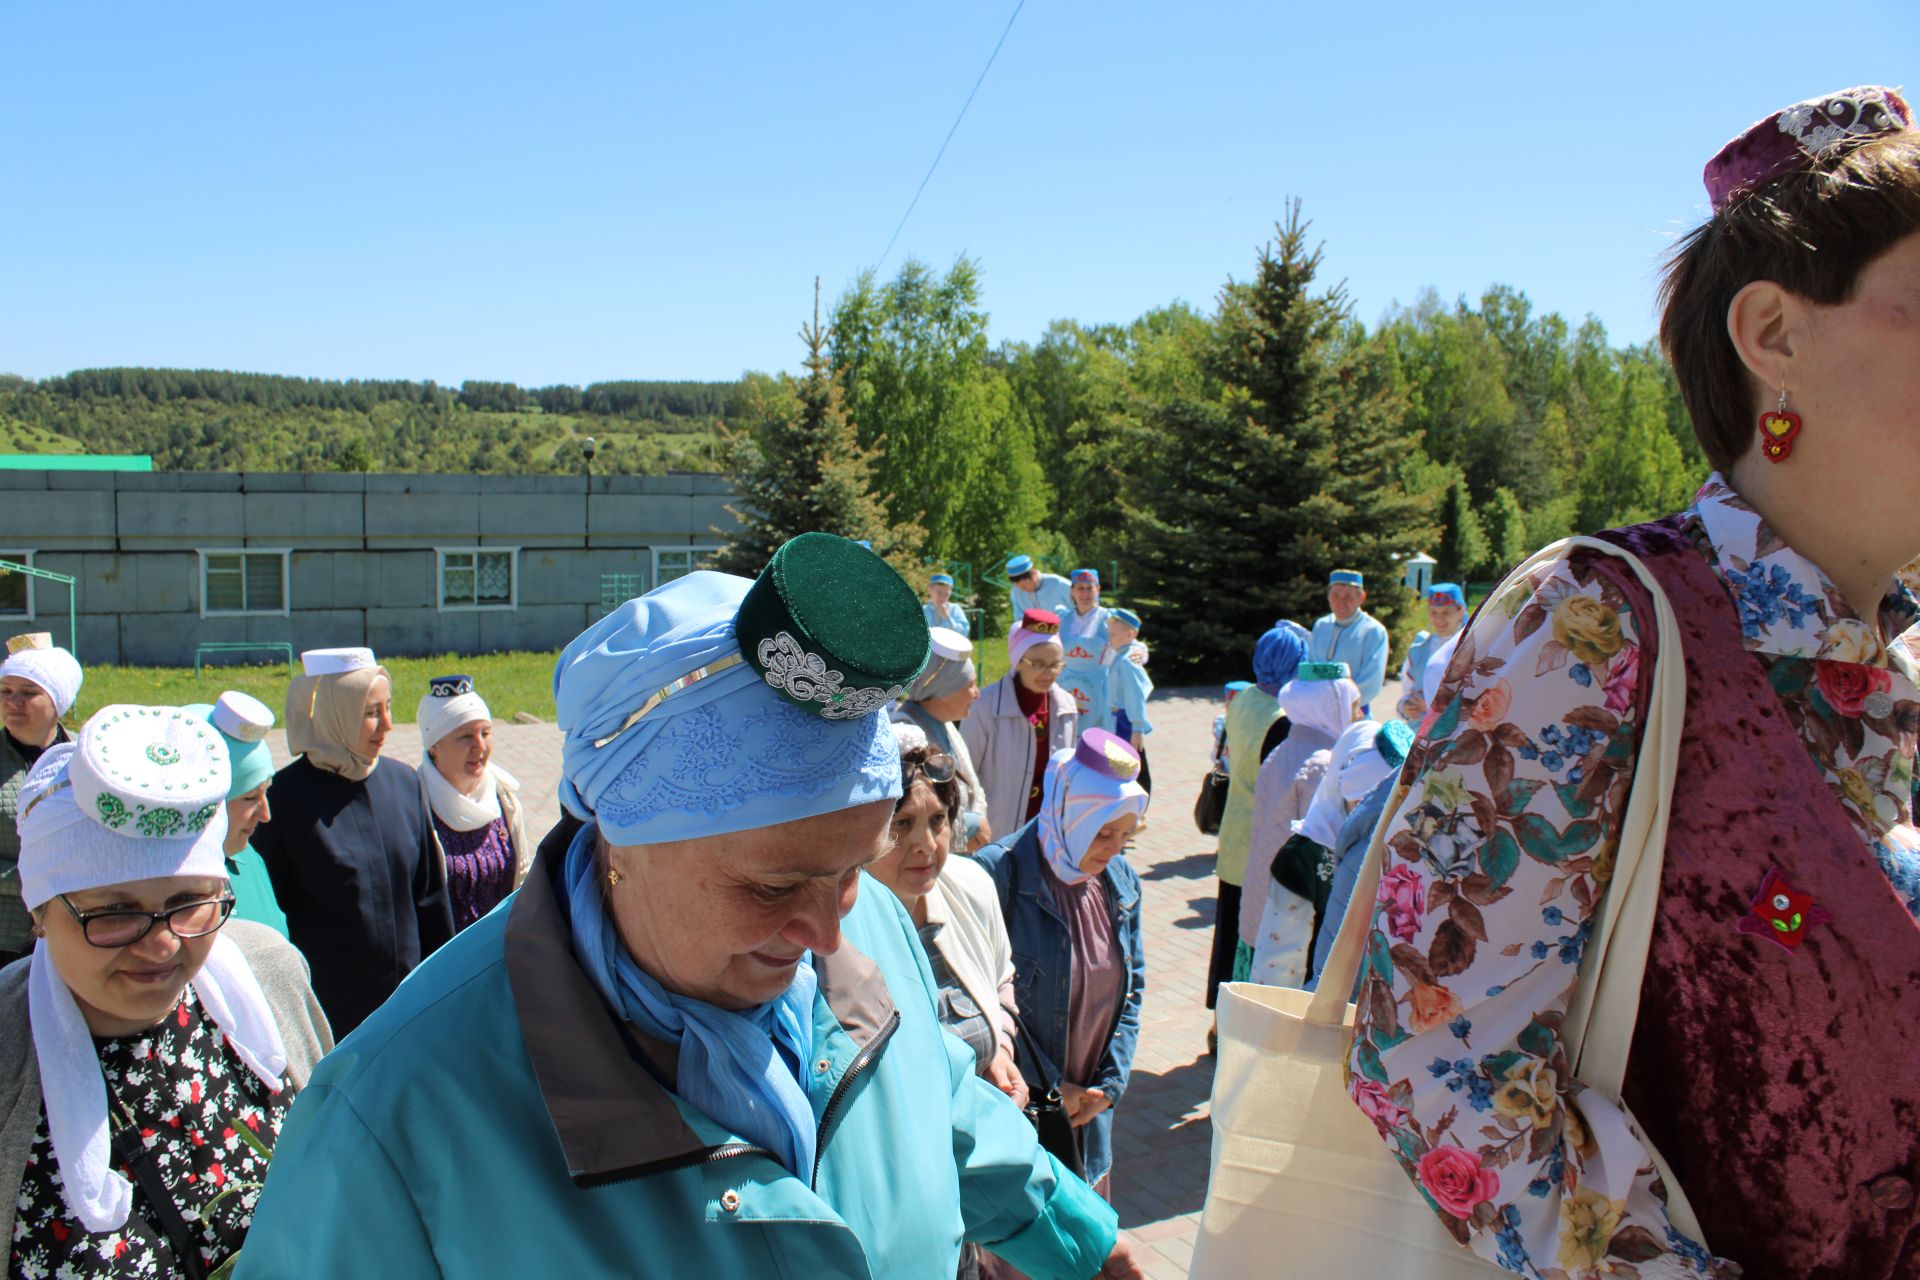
[255, 756, 454, 1037]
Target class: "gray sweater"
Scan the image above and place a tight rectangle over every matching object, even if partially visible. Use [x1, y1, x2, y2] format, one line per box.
[0, 920, 335, 1255]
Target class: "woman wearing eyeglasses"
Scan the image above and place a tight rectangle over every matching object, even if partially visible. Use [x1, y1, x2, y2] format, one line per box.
[962, 610, 1079, 847]
[872, 729, 1033, 1280]
[0, 705, 332, 1280]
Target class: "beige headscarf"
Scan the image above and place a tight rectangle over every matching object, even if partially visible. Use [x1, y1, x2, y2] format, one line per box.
[286, 665, 388, 782]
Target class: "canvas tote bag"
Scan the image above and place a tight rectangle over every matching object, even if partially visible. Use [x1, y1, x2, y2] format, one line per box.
[1192, 537, 1704, 1278]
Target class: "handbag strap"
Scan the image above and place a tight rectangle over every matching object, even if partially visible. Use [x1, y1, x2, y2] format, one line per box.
[106, 1103, 211, 1280]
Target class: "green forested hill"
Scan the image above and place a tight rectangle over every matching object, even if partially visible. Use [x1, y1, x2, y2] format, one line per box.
[0, 370, 738, 474]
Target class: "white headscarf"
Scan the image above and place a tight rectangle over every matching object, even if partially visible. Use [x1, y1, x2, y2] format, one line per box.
[1, 641, 82, 716]
[1294, 720, 1384, 849]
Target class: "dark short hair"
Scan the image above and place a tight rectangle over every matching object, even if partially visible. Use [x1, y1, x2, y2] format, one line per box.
[899, 744, 961, 827]
[1660, 132, 1920, 474]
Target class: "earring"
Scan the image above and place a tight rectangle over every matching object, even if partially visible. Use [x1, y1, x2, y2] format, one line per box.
[606, 866, 623, 890]
[1760, 385, 1802, 463]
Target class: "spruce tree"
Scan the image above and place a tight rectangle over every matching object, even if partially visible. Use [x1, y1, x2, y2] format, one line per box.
[714, 281, 921, 577]
[1120, 203, 1439, 676]
[1484, 486, 1530, 579]
[1437, 478, 1491, 581]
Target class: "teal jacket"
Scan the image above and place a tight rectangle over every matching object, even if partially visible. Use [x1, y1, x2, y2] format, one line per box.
[236, 833, 1118, 1279]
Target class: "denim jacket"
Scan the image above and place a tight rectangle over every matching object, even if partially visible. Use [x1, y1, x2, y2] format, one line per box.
[972, 820, 1145, 1187]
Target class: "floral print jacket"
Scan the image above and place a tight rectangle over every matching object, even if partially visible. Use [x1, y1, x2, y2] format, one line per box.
[1347, 475, 1920, 1278]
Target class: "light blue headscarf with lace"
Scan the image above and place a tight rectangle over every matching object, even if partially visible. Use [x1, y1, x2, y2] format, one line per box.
[552, 569, 902, 1176]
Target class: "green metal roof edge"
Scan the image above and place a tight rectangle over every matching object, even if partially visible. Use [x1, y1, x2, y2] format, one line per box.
[0, 454, 154, 471]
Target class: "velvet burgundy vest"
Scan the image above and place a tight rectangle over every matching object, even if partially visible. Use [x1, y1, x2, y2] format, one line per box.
[1585, 518, 1920, 1280]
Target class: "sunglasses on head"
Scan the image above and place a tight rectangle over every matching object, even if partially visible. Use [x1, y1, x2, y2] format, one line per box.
[903, 752, 956, 784]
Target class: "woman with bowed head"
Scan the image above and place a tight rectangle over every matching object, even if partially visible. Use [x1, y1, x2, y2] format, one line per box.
[1, 706, 332, 1279]
[186, 692, 288, 935]
[237, 534, 1141, 1280]
[895, 627, 994, 850]
[415, 674, 531, 931]
[974, 730, 1148, 1200]
[963, 610, 1079, 846]
[252, 648, 452, 1038]
[1206, 621, 1306, 1016]
[1237, 662, 1361, 982]
[1348, 87, 1920, 1277]
[2, 633, 82, 971]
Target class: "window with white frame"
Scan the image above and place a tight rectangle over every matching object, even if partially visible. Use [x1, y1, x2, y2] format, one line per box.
[653, 545, 721, 586]
[0, 551, 32, 619]
[439, 548, 517, 610]
[199, 550, 288, 616]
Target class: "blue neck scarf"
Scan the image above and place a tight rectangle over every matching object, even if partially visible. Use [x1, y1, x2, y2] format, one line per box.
[562, 824, 819, 1178]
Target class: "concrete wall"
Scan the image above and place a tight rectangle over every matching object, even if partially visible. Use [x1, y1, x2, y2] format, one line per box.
[0, 470, 740, 664]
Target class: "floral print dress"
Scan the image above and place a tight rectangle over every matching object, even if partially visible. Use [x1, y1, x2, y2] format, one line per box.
[9, 987, 290, 1279]
[1347, 475, 1920, 1278]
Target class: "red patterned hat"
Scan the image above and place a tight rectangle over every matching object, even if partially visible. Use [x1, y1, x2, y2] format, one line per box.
[1704, 85, 1913, 213]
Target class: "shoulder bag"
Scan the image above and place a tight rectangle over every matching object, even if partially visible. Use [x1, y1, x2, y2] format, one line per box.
[1191, 537, 1703, 1278]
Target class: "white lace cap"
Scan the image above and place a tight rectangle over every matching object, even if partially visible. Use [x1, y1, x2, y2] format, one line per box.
[211, 689, 274, 742]
[928, 626, 973, 662]
[300, 646, 377, 676]
[16, 720, 231, 912]
[68, 706, 230, 844]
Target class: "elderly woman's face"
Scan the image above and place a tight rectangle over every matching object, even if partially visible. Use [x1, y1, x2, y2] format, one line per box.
[1070, 580, 1098, 610]
[607, 799, 895, 1011]
[1016, 648, 1063, 694]
[1076, 812, 1141, 879]
[431, 719, 493, 792]
[867, 781, 950, 911]
[36, 875, 228, 1037]
[358, 675, 393, 758]
[919, 676, 979, 724]
[1, 675, 59, 746]
[225, 782, 271, 856]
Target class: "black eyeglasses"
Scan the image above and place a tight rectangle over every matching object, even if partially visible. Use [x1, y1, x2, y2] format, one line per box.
[903, 752, 957, 784]
[57, 894, 236, 948]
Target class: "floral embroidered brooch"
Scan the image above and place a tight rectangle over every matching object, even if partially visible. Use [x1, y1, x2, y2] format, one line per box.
[1736, 866, 1834, 951]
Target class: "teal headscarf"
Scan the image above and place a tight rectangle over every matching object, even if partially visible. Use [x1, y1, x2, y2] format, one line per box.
[189, 693, 277, 799]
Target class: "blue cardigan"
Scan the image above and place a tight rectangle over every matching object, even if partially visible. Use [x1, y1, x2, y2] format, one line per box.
[972, 820, 1144, 1187]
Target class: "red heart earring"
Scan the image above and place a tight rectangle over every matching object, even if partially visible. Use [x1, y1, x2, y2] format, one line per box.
[1759, 385, 1801, 462]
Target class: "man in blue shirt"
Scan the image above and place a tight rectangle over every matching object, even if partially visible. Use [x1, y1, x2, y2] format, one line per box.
[923, 572, 969, 634]
[1006, 554, 1072, 619]
[1306, 569, 1389, 712]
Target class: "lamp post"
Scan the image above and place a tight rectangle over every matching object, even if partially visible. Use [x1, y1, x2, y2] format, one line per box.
[581, 437, 598, 558]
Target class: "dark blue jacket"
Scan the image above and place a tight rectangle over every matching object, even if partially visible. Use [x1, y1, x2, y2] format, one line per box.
[972, 820, 1144, 1187]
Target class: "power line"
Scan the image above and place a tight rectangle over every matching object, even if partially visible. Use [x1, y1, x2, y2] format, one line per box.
[875, 0, 1026, 271]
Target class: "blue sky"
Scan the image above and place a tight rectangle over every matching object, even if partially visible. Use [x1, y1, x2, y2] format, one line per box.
[4, 2, 1914, 386]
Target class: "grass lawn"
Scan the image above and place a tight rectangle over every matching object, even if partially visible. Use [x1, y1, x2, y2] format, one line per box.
[73, 651, 563, 726]
[72, 639, 1009, 728]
